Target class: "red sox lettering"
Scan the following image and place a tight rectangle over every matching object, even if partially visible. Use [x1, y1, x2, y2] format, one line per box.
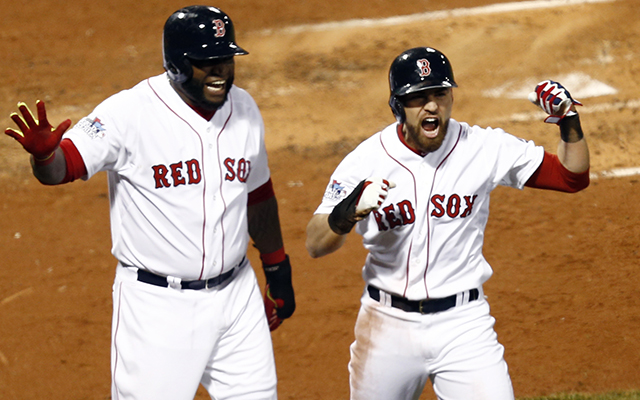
[152, 159, 202, 188]
[430, 193, 478, 218]
[152, 157, 251, 188]
[372, 200, 415, 231]
[224, 157, 251, 182]
[371, 193, 478, 231]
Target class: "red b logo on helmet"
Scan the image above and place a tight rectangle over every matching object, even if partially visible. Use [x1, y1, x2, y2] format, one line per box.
[417, 59, 431, 77]
[213, 19, 226, 37]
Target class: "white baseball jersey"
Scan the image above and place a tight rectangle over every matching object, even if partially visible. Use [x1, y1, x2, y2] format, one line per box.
[315, 119, 544, 300]
[64, 73, 270, 280]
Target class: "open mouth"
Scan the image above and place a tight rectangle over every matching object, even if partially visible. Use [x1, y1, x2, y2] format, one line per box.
[205, 79, 226, 92]
[421, 117, 439, 137]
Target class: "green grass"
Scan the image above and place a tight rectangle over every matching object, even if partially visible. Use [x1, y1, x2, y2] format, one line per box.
[520, 391, 640, 400]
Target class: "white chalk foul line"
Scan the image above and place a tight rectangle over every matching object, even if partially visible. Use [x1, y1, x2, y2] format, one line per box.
[592, 167, 640, 180]
[0, 287, 34, 306]
[259, 0, 616, 35]
[506, 99, 640, 122]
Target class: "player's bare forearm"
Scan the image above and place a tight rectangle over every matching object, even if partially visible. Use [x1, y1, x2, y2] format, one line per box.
[247, 196, 284, 254]
[557, 114, 589, 173]
[305, 213, 347, 258]
[31, 147, 68, 185]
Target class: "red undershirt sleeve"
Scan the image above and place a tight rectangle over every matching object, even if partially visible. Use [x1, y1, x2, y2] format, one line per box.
[248, 178, 275, 206]
[247, 178, 285, 264]
[524, 151, 590, 193]
[59, 138, 88, 184]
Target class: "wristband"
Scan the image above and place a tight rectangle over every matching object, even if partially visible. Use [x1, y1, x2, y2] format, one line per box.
[327, 179, 366, 235]
[559, 114, 584, 143]
[327, 210, 357, 235]
[33, 151, 56, 166]
[260, 247, 286, 265]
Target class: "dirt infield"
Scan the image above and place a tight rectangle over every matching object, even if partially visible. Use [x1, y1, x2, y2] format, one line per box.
[1, 1, 639, 399]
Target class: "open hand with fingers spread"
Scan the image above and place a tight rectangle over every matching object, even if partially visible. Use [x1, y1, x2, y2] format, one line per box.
[5, 100, 71, 161]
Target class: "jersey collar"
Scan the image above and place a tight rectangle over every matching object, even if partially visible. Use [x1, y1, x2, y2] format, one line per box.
[396, 123, 428, 157]
[188, 105, 216, 121]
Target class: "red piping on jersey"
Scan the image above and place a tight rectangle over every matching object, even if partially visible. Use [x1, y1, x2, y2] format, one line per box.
[396, 123, 429, 157]
[384, 124, 462, 298]
[380, 126, 418, 299]
[148, 79, 223, 279]
[422, 125, 462, 298]
[214, 94, 234, 278]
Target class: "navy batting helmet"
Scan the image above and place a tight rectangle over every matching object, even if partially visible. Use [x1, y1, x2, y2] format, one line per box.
[388, 47, 457, 123]
[163, 6, 248, 83]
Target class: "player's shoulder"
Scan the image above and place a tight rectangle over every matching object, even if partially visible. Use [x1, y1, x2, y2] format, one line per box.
[346, 125, 389, 155]
[457, 119, 511, 140]
[226, 85, 261, 116]
[456, 119, 537, 151]
[96, 75, 159, 111]
[229, 85, 258, 105]
[334, 124, 392, 170]
[363, 122, 396, 145]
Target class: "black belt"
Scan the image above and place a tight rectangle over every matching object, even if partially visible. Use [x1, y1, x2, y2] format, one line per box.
[136, 258, 243, 290]
[367, 285, 479, 314]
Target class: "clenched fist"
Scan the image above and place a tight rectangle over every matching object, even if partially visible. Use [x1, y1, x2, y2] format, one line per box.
[528, 80, 582, 125]
[328, 177, 396, 235]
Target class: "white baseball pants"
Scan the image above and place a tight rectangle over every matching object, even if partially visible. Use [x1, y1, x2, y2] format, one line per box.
[349, 289, 514, 400]
[110, 261, 277, 400]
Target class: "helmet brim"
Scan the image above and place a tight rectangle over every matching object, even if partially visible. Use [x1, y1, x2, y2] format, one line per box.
[395, 79, 457, 98]
[185, 43, 249, 60]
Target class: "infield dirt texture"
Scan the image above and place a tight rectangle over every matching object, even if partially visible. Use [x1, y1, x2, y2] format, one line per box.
[0, 0, 639, 399]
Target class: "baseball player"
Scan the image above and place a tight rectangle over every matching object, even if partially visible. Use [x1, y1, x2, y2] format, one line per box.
[306, 47, 590, 400]
[5, 6, 295, 400]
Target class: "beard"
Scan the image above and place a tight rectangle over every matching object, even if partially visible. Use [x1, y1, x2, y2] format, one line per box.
[178, 75, 234, 111]
[404, 118, 449, 154]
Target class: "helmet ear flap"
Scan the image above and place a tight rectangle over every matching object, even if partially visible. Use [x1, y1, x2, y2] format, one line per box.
[165, 58, 192, 84]
[389, 96, 405, 123]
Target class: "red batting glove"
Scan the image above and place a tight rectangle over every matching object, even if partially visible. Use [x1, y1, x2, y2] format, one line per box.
[4, 100, 72, 160]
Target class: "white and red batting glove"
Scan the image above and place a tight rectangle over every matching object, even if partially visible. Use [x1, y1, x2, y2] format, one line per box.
[355, 177, 396, 214]
[528, 80, 582, 125]
[328, 177, 396, 235]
